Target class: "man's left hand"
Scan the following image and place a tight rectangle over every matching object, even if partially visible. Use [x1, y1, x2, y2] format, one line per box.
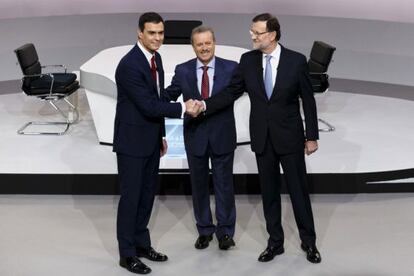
[305, 140, 318, 155]
[161, 138, 168, 157]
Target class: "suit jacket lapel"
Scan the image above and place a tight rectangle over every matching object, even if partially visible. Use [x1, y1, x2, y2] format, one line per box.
[135, 45, 159, 95]
[155, 52, 163, 96]
[270, 45, 289, 101]
[252, 51, 268, 100]
[211, 58, 223, 96]
[186, 59, 202, 100]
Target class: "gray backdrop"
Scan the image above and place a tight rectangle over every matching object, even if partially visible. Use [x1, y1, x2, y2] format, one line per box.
[1, 12, 414, 87]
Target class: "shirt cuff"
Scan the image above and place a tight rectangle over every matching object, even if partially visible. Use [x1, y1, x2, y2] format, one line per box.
[180, 102, 186, 118]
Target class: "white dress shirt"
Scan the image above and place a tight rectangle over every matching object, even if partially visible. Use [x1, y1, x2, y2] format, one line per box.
[262, 43, 281, 90]
[137, 41, 160, 94]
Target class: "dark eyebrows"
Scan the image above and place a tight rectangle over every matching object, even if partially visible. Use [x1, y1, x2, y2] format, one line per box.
[147, 30, 164, 35]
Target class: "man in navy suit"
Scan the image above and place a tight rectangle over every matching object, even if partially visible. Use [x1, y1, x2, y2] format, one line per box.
[189, 13, 322, 264]
[163, 26, 237, 250]
[113, 12, 195, 274]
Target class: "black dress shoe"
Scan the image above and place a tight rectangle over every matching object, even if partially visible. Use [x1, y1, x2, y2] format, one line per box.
[195, 234, 213, 249]
[301, 243, 322, 263]
[218, 234, 235, 250]
[120, 256, 151, 274]
[258, 246, 285, 262]
[136, 247, 168, 262]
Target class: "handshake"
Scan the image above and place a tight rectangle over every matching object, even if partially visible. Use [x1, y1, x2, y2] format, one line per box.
[184, 99, 204, 117]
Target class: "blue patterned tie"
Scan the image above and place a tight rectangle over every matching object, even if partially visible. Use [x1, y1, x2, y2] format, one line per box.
[264, 55, 273, 99]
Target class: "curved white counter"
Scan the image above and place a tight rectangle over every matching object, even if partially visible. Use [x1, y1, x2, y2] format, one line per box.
[80, 44, 256, 171]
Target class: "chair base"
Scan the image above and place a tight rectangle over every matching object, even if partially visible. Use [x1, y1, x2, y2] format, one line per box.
[318, 118, 335, 132]
[17, 96, 79, 135]
[17, 121, 70, 135]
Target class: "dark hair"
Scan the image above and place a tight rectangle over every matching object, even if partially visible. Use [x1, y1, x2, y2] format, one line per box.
[138, 12, 164, 32]
[252, 13, 281, 41]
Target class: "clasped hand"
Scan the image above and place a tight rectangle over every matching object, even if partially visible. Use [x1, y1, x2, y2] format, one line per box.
[185, 99, 204, 117]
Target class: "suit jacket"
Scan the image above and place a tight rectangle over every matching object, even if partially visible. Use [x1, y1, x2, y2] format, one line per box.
[164, 57, 237, 156]
[113, 44, 182, 157]
[205, 45, 318, 155]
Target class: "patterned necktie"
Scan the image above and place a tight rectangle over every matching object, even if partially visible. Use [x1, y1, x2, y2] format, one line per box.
[150, 55, 157, 82]
[201, 66, 209, 99]
[264, 55, 273, 99]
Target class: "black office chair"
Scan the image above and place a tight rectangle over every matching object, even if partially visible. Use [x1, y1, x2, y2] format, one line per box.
[14, 43, 79, 135]
[164, 20, 202, 44]
[308, 41, 336, 132]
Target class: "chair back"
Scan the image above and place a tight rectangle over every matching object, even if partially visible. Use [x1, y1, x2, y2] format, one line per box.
[14, 43, 41, 75]
[308, 41, 336, 93]
[14, 43, 42, 91]
[308, 41, 336, 73]
[164, 20, 202, 44]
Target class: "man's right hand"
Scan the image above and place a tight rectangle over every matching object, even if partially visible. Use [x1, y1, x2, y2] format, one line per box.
[185, 99, 204, 117]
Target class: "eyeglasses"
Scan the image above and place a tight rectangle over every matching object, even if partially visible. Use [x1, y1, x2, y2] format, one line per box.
[249, 30, 270, 37]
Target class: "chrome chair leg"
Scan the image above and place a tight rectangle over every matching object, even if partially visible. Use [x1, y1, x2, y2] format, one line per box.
[318, 118, 335, 132]
[17, 121, 70, 135]
[17, 96, 79, 135]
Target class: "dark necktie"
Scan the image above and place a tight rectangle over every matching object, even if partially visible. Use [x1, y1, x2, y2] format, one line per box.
[150, 55, 157, 82]
[201, 66, 209, 99]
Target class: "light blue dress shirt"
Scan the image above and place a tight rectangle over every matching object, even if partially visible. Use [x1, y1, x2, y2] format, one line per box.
[196, 57, 215, 97]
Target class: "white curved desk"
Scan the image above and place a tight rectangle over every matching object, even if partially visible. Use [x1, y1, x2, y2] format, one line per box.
[80, 44, 256, 172]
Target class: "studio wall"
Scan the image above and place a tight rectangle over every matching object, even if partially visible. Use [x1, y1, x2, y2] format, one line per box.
[1, 1, 414, 87]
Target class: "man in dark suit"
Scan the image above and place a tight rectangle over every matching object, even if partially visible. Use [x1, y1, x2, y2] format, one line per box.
[113, 12, 194, 274]
[189, 13, 322, 264]
[163, 26, 237, 251]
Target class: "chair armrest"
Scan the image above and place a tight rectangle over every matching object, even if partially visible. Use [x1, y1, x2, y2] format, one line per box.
[41, 64, 67, 73]
[309, 72, 327, 76]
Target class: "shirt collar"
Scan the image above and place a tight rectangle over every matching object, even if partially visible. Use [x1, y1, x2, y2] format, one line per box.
[137, 41, 155, 64]
[263, 43, 281, 60]
[196, 56, 216, 69]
